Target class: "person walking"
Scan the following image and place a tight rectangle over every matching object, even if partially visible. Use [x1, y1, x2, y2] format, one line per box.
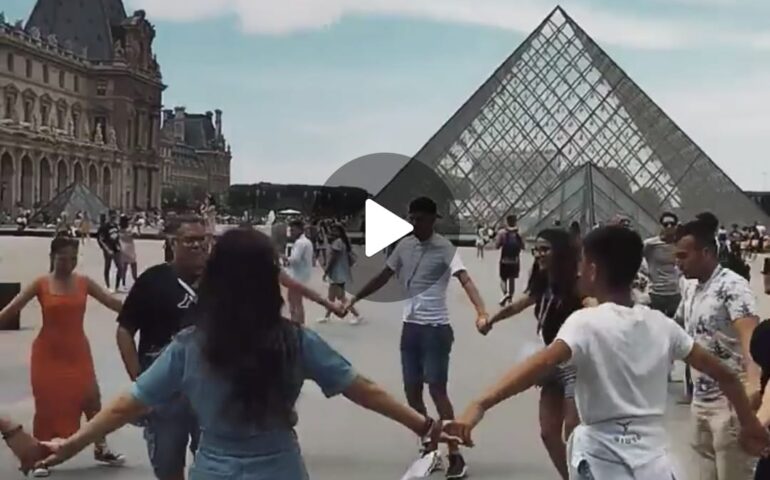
[495, 215, 524, 306]
[118, 215, 139, 289]
[283, 220, 314, 325]
[116, 215, 208, 480]
[0, 236, 125, 477]
[347, 196, 488, 479]
[96, 212, 121, 293]
[444, 225, 770, 480]
[475, 224, 486, 259]
[674, 219, 763, 479]
[478, 228, 582, 479]
[36, 228, 446, 479]
[319, 223, 363, 325]
[643, 212, 681, 318]
[79, 212, 91, 245]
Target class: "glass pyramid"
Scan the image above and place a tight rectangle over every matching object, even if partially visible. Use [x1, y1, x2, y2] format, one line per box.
[377, 6, 768, 234]
[32, 181, 109, 224]
[517, 163, 660, 237]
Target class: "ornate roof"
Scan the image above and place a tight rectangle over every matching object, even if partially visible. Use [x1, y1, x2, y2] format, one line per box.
[25, 0, 127, 61]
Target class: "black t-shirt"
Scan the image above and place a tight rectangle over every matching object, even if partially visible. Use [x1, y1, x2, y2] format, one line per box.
[97, 222, 121, 252]
[527, 269, 582, 345]
[117, 263, 197, 357]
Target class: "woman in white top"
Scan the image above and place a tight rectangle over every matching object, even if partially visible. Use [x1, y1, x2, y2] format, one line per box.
[117, 216, 138, 290]
[445, 226, 769, 479]
[319, 223, 362, 325]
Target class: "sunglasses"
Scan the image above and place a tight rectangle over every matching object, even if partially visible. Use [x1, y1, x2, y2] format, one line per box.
[661, 221, 677, 228]
[531, 246, 551, 255]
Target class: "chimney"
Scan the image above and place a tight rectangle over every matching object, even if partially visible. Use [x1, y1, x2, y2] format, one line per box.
[173, 106, 186, 142]
[215, 109, 223, 141]
[162, 109, 173, 126]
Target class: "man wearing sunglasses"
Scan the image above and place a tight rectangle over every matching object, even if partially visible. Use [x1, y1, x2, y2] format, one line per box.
[643, 212, 682, 319]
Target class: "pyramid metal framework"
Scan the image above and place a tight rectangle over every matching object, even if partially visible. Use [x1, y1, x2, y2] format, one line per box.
[517, 162, 661, 237]
[31, 182, 109, 223]
[376, 6, 769, 235]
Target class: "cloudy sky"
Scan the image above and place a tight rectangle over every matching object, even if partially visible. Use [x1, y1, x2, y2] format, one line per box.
[6, 0, 770, 189]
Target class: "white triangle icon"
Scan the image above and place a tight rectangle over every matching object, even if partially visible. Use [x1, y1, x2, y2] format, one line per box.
[365, 199, 414, 257]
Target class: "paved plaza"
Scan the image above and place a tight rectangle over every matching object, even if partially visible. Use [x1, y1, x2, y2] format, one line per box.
[1, 236, 769, 479]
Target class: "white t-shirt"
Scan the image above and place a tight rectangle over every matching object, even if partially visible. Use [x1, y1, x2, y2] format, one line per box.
[386, 234, 465, 325]
[287, 234, 314, 284]
[557, 303, 694, 468]
[557, 303, 694, 425]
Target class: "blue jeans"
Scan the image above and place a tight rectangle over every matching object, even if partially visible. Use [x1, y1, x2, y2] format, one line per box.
[400, 323, 454, 385]
[140, 353, 201, 479]
[189, 432, 308, 480]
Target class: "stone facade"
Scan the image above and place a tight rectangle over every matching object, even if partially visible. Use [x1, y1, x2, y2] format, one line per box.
[0, 3, 164, 214]
[160, 107, 231, 196]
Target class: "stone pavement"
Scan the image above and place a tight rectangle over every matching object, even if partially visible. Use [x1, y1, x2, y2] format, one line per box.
[0, 236, 768, 479]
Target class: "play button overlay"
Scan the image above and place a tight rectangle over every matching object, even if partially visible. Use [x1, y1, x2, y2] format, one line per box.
[364, 200, 413, 257]
[323, 152, 458, 304]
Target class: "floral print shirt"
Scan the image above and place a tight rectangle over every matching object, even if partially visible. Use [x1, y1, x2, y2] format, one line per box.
[675, 266, 758, 403]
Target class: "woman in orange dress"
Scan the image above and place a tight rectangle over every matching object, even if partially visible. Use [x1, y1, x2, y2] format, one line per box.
[0, 236, 124, 477]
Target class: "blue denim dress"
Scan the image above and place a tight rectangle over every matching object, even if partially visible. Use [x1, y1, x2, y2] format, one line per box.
[131, 327, 357, 480]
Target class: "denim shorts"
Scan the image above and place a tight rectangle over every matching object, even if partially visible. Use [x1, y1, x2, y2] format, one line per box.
[140, 353, 201, 478]
[400, 323, 454, 385]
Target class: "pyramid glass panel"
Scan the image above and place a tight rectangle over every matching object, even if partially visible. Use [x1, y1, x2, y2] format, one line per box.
[377, 7, 768, 233]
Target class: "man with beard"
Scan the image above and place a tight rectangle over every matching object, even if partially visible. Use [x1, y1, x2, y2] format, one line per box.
[674, 219, 762, 479]
[116, 216, 208, 480]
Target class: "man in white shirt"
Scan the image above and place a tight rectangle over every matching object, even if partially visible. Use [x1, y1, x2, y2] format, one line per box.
[444, 225, 769, 479]
[348, 197, 488, 479]
[284, 219, 314, 325]
[674, 219, 762, 479]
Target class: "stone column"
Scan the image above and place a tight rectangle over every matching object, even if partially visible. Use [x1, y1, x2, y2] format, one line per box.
[12, 154, 21, 207]
[32, 152, 39, 206]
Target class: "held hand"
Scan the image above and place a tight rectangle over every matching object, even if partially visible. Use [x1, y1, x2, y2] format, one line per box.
[476, 314, 492, 336]
[327, 300, 347, 318]
[443, 401, 486, 447]
[6, 429, 50, 474]
[37, 438, 78, 469]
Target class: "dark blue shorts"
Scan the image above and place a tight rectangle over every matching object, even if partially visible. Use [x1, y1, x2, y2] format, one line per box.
[400, 323, 454, 386]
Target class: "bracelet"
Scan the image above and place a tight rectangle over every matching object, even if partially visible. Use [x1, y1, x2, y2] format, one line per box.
[1, 425, 22, 441]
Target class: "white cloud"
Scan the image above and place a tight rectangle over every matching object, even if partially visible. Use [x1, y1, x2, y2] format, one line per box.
[128, 0, 770, 51]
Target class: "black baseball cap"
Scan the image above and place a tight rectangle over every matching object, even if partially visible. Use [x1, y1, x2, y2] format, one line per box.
[408, 196, 441, 217]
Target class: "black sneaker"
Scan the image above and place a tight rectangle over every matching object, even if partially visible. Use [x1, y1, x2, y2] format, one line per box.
[446, 453, 467, 479]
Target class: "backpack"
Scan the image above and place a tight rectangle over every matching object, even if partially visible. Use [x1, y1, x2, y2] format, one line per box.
[500, 230, 522, 261]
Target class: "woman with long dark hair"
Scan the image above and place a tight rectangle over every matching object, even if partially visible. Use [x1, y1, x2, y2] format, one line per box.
[37, 229, 444, 478]
[0, 236, 124, 477]
[319, 223, 363, 324]
[476, 228, 584, 480]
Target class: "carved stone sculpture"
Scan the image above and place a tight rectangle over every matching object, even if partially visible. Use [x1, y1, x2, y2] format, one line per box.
[108, 127, 117, 147]
[47, 34, 58, 47]
[113, 40, 125, 59]
[0, 13, 6, 25]
[94, 124, 104, 144]
[32, 113, 39, 131]
[66, 115, 74, 136]
[30, 26, 41, 41]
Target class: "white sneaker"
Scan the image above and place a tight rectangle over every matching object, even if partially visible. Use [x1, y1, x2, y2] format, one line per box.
[32, 467, 50, 478]
[349, 316, 363, 325]
[316, 317, 330, 324]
